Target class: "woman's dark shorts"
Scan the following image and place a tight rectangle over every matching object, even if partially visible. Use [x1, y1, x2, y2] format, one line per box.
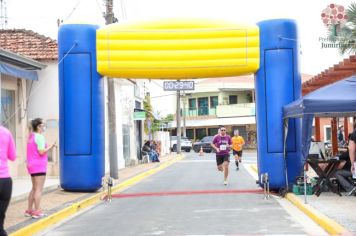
[31, 173, 46, 177]
[216, 154, 230, 166]
[233, 150, 243, 157]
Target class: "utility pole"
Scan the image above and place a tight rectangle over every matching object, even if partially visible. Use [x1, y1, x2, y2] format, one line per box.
[182, 91, 186, 137]
[105, 0, 118, 179]
[176, 89, 181, 154]
[0, 0, 8, 29]
[104, 0, 114, 24]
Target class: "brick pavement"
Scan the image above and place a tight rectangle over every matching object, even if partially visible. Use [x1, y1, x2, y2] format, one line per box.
[5, 154, 180, 234]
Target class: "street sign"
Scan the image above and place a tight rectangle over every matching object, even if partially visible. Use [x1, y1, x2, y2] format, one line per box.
[163, 81, 194, 91]
[133, 111, 146, 120]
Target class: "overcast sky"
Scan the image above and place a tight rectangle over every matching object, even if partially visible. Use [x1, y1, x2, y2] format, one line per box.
[5, 0, 354, 75]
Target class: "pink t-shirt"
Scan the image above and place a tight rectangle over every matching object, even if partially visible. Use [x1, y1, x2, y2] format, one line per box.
[0, 126, 16, 178]
[26, 132, 48, 174]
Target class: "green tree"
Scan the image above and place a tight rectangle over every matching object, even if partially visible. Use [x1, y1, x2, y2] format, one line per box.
[160, 114, 174, 130]
[162, 114, 174, 123]
[143, 93, 154, 136]
[328, 2, 356, 54]
[143, 94, 175, 136]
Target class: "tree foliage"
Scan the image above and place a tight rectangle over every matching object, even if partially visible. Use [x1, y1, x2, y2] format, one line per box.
[143, 94, 174, 136]
[143, 93, 154, 135]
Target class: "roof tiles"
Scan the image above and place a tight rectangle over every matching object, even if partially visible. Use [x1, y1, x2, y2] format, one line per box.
[0, 29, 57, 61]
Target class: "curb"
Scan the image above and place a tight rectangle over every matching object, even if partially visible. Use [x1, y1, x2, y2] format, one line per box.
[285, 193, 348, 235]
[249, 164, 349, 235]
[9, 155, 184, 236]
[250, 163, 258, 173]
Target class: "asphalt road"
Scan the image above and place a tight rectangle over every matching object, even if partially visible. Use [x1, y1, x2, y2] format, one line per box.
[42, 152, 327, 236]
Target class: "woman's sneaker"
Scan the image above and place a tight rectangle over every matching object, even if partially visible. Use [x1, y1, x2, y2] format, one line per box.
[31, 210, 46, 219]
[24, 209, 33, 217]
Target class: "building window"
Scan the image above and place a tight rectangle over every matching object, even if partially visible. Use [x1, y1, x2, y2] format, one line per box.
[195, 128, 207, 140]
[1, 89, 16, 139]
[135, 101, 141, 109]
[186, 129, 194, 140]
[325, 126, 331, 142]
[210, 96, 218, 108]
[198, 97, 208, 116]
[208, 128, 219, 136]
[229, 95, 238, 104]
[188, 98, 196, 109]
[246, 92, 253, 103]
[188, 98, 197, 116]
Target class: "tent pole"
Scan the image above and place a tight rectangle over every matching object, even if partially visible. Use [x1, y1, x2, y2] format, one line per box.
[315, 117, 321, 142]
[303, 167, 308, 204]
[344, 117, 349, 142]
[331, 118, 338, 156]
[283, 119, 289, 191]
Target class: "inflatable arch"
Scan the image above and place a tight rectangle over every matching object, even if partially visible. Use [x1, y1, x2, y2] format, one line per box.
[58, 19, 301, 191]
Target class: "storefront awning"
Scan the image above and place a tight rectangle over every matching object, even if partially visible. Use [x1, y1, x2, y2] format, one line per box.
[0, 48, 47, 80]
[0, 63, 38, 80]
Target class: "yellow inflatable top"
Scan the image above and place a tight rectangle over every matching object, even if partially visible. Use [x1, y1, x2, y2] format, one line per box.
[96, 19, 260, 79]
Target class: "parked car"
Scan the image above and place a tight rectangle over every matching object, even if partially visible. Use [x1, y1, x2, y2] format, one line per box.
[193, 136, 215, 153]
[170, 136, 192, 152]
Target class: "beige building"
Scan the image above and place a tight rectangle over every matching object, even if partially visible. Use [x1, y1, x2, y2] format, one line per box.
[0, 29, 59, 176]
[0, 48, 51, 176]
[170, 74, 315, 149]
[171, 76, 257, 149]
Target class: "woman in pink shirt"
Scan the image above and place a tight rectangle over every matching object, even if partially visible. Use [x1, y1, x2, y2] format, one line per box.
[25, 118, 56, 219]
[0, 125, 16, 235]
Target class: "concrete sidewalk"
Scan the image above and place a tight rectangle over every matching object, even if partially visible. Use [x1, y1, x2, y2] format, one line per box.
[11, 177, 60, 202]
[5, 153, 181, 235]
[292, 185, 356, 234]
[299, 165, 356, 234]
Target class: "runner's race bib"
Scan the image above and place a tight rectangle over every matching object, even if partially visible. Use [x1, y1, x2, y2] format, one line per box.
[220, 145, 227, 151]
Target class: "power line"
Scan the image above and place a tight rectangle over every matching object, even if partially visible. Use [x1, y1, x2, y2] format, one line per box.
[95, 0, 104, 14]
[119, 0, 127, 20]
[63, 0, 82, 22]
[151, 93, 176, 99]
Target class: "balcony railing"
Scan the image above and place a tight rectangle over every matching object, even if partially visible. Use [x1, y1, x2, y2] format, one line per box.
[216, 103, 255, 117]
[183, 106, 216, 117]
[182, 103, 255, 118]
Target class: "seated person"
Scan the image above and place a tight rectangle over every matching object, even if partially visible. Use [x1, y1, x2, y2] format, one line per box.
[142, 141, 160, 162]
[334, 132, 356, 196]
[141, 141, 150, 161]
[150, 141, 160, 162]
[151, 141, 160, 157]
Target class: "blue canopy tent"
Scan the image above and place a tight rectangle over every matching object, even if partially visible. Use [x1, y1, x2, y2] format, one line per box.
[283, 75, 356, 171]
